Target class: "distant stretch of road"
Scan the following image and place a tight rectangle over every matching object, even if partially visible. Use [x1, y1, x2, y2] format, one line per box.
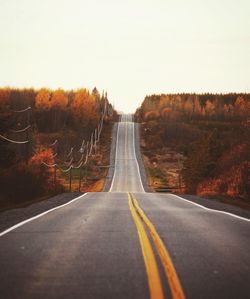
[110, 114, 144, 192]
[0, 114, 249, 299]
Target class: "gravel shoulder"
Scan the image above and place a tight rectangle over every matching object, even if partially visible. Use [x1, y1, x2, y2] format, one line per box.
[102, 122, 118, 192]
[134, 122, 151, 192]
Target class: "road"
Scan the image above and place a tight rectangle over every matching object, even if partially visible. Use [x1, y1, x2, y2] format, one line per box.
[0, 114, 249, 299]
[110, 114, 144, 192]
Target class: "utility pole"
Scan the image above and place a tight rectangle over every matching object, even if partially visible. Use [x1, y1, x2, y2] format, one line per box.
[25, 107, 31, 164]
[54, 164, 57, 193]
[69, 167, 72, 192]
[78, 166, 82, 192]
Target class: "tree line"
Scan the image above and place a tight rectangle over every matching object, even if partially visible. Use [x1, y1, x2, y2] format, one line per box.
[0, 87, 117, 208]
[135, 93, 249, 201]
[136, 93, 249, 122]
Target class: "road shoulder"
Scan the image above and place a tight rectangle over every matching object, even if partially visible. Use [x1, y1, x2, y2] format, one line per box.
[0, 192, 82, 232]
[176, 194, 250, 220]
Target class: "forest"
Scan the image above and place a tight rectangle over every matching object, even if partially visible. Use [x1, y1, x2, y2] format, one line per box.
[135, 93, 250, 203]
[0, 87, 117, 210]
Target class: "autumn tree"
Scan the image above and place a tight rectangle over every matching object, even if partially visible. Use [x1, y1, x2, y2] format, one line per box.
[51, 89, 68, 110]
[35, 88, 51, 110]
[159, 95, 170, 109]
[183, 97, 194, 119]
[182, 129, 224, 193]
[92, 87, 101, 103]
[234, 96, 247, 118]
[34, 88, 51, 132]
[71, 89, 98, 129]
[50, 89, 68, 131]
[193, 95, 201, 116]
[205, 100, 215, 117]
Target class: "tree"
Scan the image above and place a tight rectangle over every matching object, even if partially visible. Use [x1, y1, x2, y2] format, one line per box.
[182, 130, 223, 193]
[205, 100, 215, 117]
[183, 97, 193, 119]
[159, 95, 170, 109]
[50, 89, 68, 130]
[71, 89, 98, 128]
[35, 88, 51, 110]
[92, 87, 101, 102]
[234, 96, 247, 117]
[194, 95, 201, 115]
[51, 89, 68, 110]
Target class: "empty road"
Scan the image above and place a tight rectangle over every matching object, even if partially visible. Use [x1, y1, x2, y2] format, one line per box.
[0, 114, 249, 299]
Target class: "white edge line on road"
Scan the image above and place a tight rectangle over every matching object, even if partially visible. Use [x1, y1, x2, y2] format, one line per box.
[0, 193, 89, 237]
[170, 194, 250, 222]
[132, 118, 145, 193]
[109, 116, 120, 192]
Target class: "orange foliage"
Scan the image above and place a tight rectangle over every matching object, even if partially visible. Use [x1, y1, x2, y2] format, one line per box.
[28, 148, 55, 192]
[35, 88, 51, 110]
[143, 110, 160, 121]
[84, 178, 105, 192]
[71, 89, 98, 125]
[51, 89, 68, 110]
[234, 96, 248, 116]
[197, 161, 249, 200]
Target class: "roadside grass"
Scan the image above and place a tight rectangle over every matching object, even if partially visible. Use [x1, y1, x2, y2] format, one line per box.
[145, 166, 169, 191]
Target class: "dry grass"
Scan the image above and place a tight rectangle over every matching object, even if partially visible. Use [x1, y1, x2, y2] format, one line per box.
[83, 178, 105, 192]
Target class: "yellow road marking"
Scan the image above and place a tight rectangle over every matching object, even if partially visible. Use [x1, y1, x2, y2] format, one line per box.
[128, 193, 165, 299]
[130, 193, 186, 299]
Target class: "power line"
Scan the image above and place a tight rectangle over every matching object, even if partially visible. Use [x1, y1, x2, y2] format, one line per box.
[41, 97, 111, 191]
[49, 140, 58, 147]
[10, 125, 31, 133]
[0, 134, 29, 144]
[13, 106, 31, 113]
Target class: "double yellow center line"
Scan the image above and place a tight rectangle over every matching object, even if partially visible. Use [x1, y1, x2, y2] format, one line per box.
[128, 193, 185, 299]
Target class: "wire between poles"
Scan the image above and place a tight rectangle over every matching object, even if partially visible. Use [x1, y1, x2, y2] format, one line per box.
[0, 134, 29, 144]
[13, 106, 31, 113]
[10, 125, 31, 133]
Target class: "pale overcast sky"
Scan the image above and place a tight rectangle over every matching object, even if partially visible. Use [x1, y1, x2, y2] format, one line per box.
[0, 0, 250, 112]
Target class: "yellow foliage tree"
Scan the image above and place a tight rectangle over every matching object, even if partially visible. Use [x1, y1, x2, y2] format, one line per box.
[71, 89, 98, 126]
[51, 89, 68, 110]
[35, 88, 51, 110]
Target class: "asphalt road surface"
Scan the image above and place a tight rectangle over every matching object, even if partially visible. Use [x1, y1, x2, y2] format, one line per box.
[0, 115, 249, 299]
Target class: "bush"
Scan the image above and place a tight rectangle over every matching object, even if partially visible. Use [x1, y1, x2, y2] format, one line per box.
[197, 161, 250, 200]
[0, 148, 64, 203]
[28, 148, 64, 194]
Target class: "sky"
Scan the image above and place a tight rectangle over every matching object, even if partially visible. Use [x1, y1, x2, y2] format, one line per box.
[0, 0, 250, 112]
